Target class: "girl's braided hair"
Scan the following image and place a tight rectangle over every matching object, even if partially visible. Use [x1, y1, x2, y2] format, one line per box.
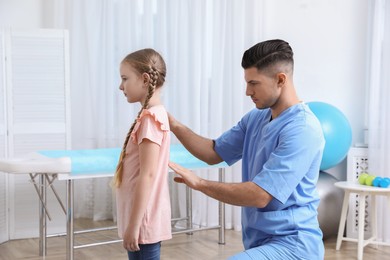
[113, 48, 166, 187]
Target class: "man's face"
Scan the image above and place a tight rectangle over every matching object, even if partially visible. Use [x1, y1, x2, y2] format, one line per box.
[244, 67, 282, 110]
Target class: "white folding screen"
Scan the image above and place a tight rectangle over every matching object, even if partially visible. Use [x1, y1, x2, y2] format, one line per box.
[0, 28, 71, 240]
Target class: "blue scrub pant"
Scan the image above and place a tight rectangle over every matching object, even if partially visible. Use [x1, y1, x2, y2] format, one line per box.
[228, 238, 323, 260]
[228, 244, 301, 260]
[127, 242, 161, 260]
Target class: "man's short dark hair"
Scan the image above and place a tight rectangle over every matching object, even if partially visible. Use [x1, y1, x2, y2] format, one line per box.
[241, 39, 294, 71]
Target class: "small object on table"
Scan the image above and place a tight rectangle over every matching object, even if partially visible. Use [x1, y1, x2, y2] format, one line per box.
[372, 177, 382, 187]
[379, 178, 390, 188]
[358, 173, 369, 185]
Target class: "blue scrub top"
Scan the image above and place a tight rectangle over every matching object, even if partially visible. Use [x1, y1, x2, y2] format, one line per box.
[215, 103, 325, 253]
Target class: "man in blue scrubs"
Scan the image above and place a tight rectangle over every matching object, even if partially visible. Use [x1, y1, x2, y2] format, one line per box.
[169, 39, 325, 259]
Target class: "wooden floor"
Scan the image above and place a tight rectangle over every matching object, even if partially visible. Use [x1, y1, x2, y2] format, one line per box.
[1, 219, 390, 260]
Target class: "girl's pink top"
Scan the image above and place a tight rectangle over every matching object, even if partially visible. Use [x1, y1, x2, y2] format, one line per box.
[116, 105, 172, 244]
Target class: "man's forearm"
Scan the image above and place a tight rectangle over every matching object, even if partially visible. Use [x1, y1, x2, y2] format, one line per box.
[171, 121, 222, 165]
[197, 180, 272, 208]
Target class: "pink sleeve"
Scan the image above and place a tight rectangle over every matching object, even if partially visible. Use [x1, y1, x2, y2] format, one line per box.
[133, 114, 164, 146]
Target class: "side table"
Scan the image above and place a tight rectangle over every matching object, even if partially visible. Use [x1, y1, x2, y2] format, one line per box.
[334, 181, 390, 260]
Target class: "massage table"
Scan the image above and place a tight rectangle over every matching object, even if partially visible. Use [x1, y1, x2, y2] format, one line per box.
[0, 144, 227, 260]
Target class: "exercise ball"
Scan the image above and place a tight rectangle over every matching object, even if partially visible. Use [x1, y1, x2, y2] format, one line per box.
[307, 102, 352, 171]
[317, 171, 344, 240]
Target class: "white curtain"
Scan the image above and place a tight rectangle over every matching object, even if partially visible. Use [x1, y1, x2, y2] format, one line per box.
[367, 0, 390, 242]
[52, 0, 263, 230]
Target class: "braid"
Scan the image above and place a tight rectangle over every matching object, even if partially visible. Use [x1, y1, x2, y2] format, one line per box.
[112, 66, 159, 187]
[144, 67, 158, 108]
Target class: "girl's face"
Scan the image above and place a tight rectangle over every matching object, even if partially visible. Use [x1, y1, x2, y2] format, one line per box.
[119, 62, 148, 104]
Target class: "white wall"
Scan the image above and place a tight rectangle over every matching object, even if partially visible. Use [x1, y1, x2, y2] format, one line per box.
[262, 0, 369, 180]
[0, 0, 44, 28]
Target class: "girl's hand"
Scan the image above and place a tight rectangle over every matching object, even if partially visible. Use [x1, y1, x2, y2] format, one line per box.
[169, 161, 202, 190]
[123, 226, 140, 252]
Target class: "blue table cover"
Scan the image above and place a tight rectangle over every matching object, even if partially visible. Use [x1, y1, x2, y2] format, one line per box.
[39, 144, 227, 175]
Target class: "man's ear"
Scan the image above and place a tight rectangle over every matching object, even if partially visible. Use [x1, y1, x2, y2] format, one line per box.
[277, 73, 287, 86]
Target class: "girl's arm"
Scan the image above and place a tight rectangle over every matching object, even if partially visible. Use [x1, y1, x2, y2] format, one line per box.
[122, 139, 160, 252]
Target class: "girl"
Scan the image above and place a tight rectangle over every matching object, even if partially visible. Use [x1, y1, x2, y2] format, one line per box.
[113, 48, 171, 260]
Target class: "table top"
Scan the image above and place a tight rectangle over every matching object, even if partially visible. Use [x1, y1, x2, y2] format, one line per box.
[0, 144, 228, 180]
[334, 181, 390, 193]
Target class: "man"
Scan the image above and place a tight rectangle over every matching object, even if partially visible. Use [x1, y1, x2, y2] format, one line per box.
[169, 39, 325, 259]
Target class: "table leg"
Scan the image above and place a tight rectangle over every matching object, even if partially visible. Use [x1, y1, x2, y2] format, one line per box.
[357, 193, 366, 260]
[186, 185, 193, 235]
[218, 168, 225, 244]
[30, 173, 52, 220]
[66, 179, 74, 260]
[39, 174, 47, 256]
[45, 174, 66, 213]
[371, 194, 378, 249]
[336, 190, 350, 250]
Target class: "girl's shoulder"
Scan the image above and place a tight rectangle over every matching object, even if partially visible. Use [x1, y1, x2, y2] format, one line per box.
[134, 105, 169, 132]
[142, 105, 169, 128]
[130, 106, 169, 144]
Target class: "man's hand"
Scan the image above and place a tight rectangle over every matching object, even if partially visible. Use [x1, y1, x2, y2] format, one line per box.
[166, 113, 222, 165]
[167, 113, 179, 132]
[170, 162, 272, 208]
[169, 161, 203, 190]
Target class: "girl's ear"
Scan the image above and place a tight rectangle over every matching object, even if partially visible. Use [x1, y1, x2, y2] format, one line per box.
[142, 72, 150, 85]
